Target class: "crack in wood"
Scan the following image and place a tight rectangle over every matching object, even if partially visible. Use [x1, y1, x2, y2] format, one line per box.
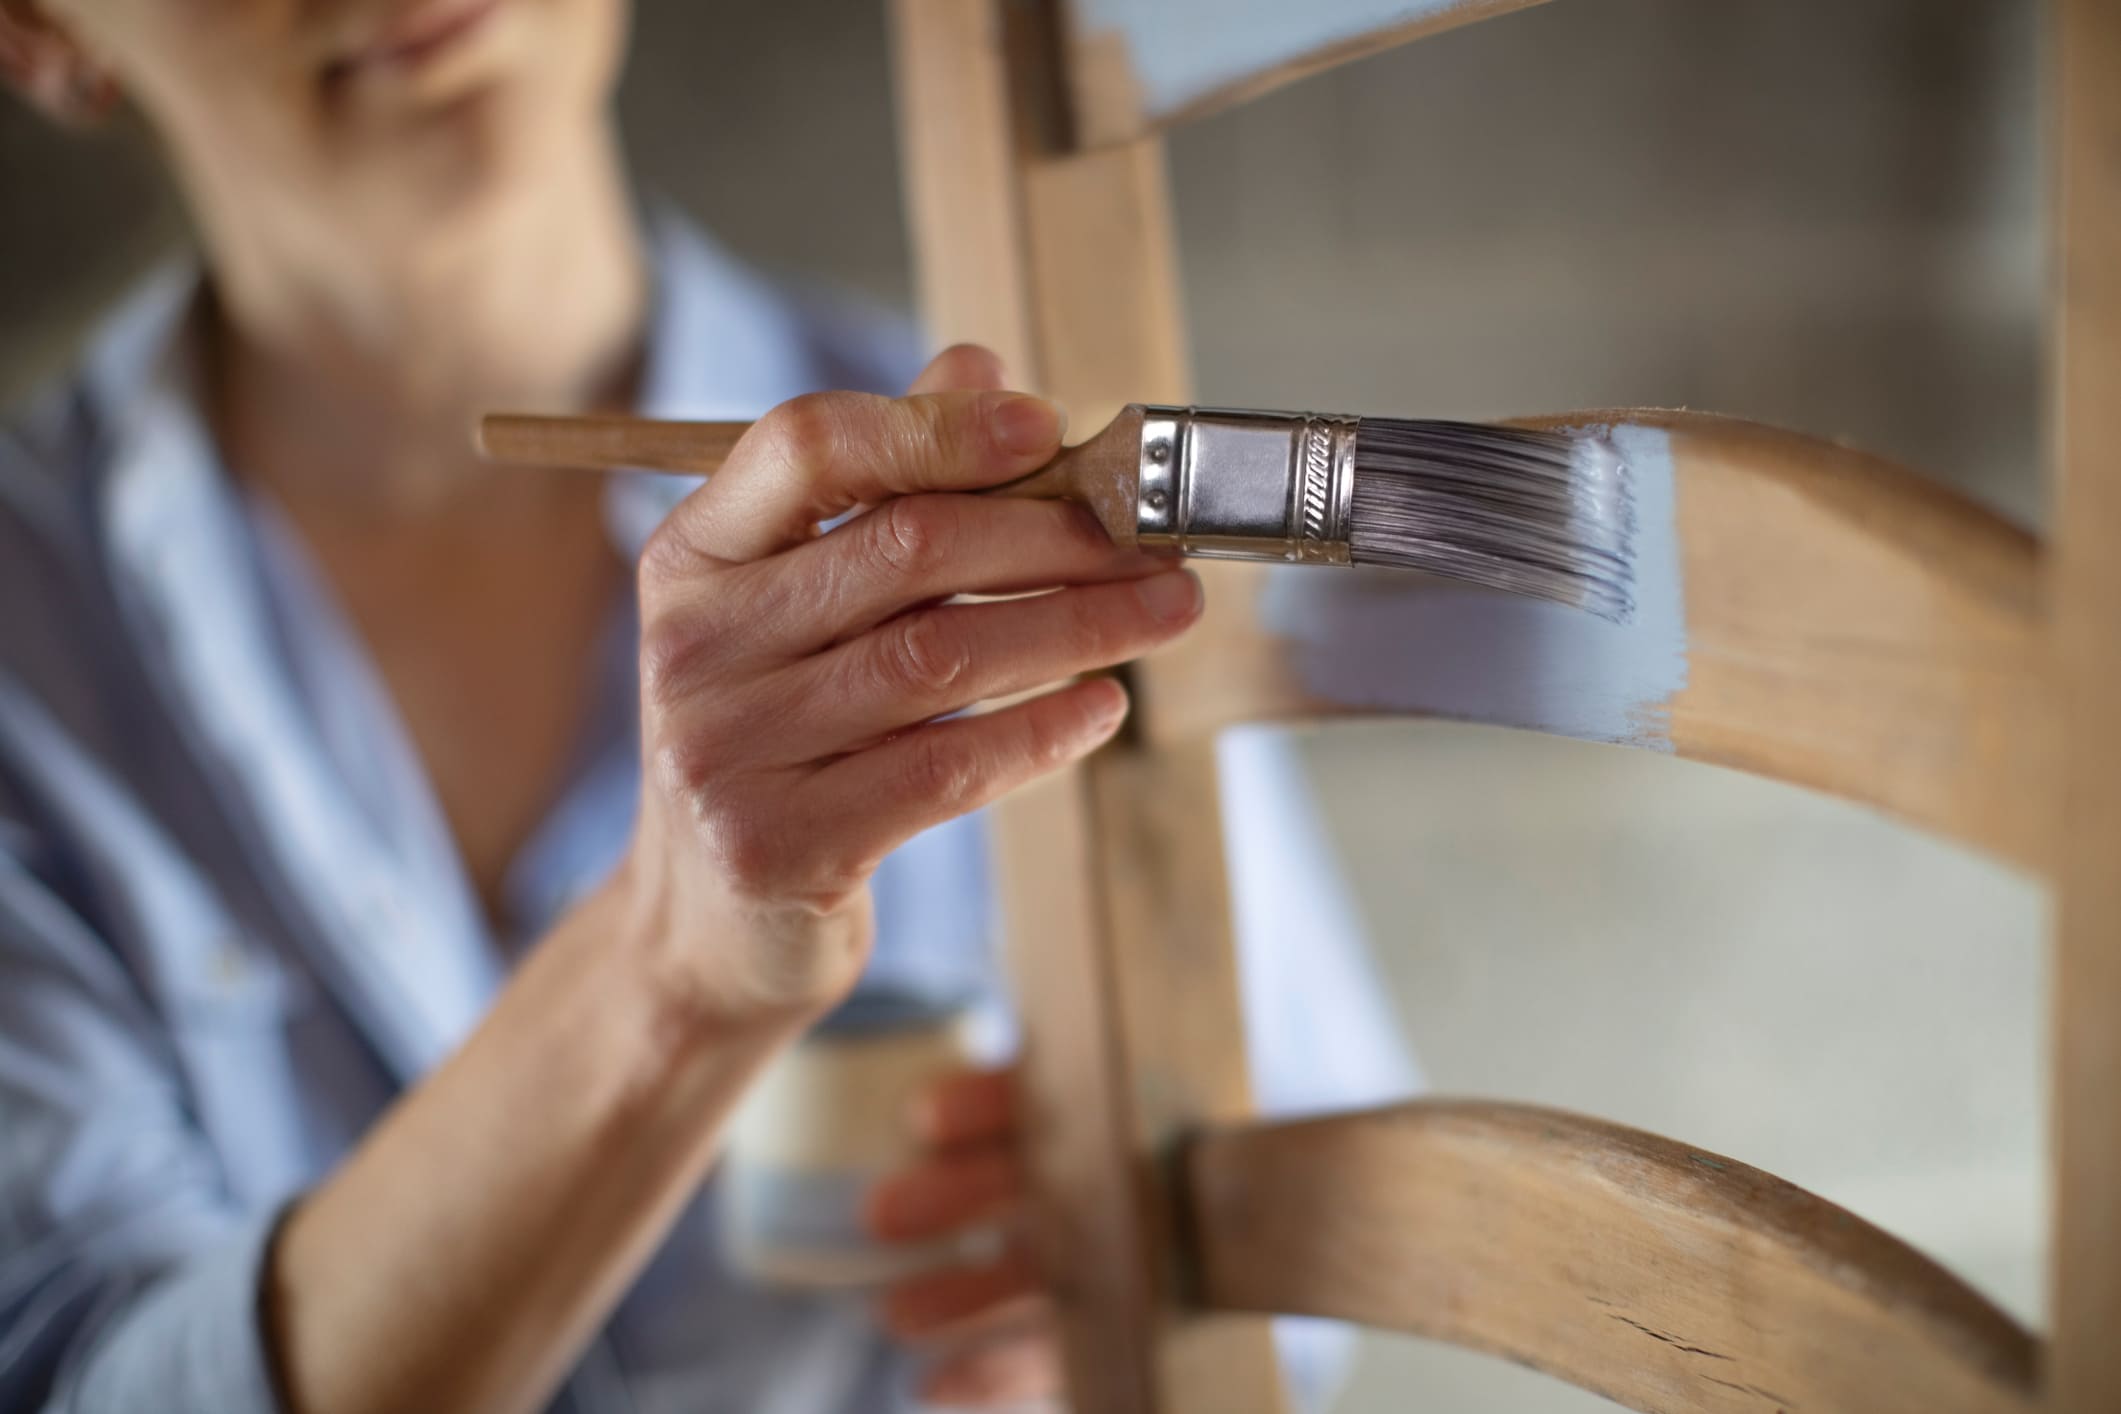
[1704, 1372, 1797, 1409]
[1609, 1313, 1736, 1361]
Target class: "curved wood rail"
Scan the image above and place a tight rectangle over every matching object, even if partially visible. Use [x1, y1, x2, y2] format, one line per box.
[1187, 1101, 2039, 1414]
[1135, 410, 2055, 876]
[1065, 1, 1559, 148]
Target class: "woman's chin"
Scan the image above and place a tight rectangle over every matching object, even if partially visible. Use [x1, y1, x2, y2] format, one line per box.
[367, 111, 568, 230]
[323, 31, 616, 229]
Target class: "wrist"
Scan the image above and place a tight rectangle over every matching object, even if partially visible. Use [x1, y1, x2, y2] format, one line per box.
[600, 837, 873, 1043]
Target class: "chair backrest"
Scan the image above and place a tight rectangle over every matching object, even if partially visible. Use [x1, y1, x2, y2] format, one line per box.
[886, 2, 2115, 1409]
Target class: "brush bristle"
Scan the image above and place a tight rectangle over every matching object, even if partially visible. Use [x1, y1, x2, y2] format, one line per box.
[1348, 418, 1636, 622]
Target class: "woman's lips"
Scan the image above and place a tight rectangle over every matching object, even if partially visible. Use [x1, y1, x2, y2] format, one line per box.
[339, 0, 503, 74]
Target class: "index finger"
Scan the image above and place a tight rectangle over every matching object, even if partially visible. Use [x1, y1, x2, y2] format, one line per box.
[666, 388, 1064, 564]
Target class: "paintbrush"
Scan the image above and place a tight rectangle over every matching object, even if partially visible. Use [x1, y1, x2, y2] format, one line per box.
[478, 405, 1637, 622]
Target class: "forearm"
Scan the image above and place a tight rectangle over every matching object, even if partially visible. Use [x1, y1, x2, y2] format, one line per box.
[255, 375, 1173, 1414]
[266, 873, 814, 1414]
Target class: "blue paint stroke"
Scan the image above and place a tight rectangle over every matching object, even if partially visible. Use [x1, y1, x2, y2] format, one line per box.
[1073, 0, 1493, 120]
[1259, 423, 1688, 748]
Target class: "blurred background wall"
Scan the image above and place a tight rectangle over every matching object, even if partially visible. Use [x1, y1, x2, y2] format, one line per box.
[0, 1, 2047, 1409]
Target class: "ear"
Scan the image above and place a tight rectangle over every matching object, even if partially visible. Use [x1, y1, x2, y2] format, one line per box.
[0, 1, 117, 128]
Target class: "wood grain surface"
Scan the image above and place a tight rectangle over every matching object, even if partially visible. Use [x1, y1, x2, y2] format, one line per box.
[1190, 1101, 2040, 1414]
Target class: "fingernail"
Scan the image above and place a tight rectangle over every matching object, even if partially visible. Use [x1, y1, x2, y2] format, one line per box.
[1137, 569, 1201, 623]
[992, 394, 1061, 456]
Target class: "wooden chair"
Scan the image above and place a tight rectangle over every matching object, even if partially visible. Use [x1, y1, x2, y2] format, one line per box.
[886, 2, 2118, 1409]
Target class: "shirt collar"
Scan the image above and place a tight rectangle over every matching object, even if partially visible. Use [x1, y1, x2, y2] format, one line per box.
[76, 263, 200, 451]
[80, 208, 823, 559]
[78, 211, 839, 1081]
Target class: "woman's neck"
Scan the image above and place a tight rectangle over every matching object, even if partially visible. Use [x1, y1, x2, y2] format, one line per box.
[198, 118, 649, 521]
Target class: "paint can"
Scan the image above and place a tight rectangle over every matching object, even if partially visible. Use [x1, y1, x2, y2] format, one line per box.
[718, 991, 981, 1288]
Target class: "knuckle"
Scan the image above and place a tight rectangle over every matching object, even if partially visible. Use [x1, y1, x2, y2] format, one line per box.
[649, 739, 715, 812]
[868, 495, 950, 578]
[901, 730, 981, 812]
[886, 610, 971, 695]
[638, 617, 704, 704]
[700, 803, 784, 897]
[638, 609, 738, 707]
[636, 519, 700, 598]
[759, 391, 845, 473]
[650, 728, 740, 818]
[882, 611, 970, 696]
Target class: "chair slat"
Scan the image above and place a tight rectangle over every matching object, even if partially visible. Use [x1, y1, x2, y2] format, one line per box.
[1135, 410, 2054, 876]
[1064, 0, 1558, 147]
[1188, 1100, 2038, 1414]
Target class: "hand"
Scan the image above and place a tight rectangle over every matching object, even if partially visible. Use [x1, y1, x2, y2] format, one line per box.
[867, 1066, 1058, 1406]
[618, 345, 1202, 1028]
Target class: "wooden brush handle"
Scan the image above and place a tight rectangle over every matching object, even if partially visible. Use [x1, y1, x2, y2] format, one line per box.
[477, 410, 1147, 544]
[478, 414, 750, 475]
[985, 446, 1140, 543]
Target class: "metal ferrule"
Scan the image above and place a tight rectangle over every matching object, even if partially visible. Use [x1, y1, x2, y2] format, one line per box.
[1131, 405, 1359, 565]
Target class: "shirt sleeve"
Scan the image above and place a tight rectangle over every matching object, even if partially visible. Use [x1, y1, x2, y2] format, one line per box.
[0, 843, 286, 1414]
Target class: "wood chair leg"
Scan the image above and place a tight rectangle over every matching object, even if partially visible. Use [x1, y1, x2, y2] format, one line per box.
[893, 3, 1283, 1409]
[2050, 0, 2121, 1407]
[996, 746, 1285, 1414]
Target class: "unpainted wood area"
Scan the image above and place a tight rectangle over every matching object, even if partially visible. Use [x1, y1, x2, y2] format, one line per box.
[1190, 1101, 2037, 1414]
[1296, 719, 2043, 1414]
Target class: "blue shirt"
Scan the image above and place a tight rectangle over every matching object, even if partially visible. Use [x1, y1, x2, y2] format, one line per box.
[0, 212, 1417, 1414]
